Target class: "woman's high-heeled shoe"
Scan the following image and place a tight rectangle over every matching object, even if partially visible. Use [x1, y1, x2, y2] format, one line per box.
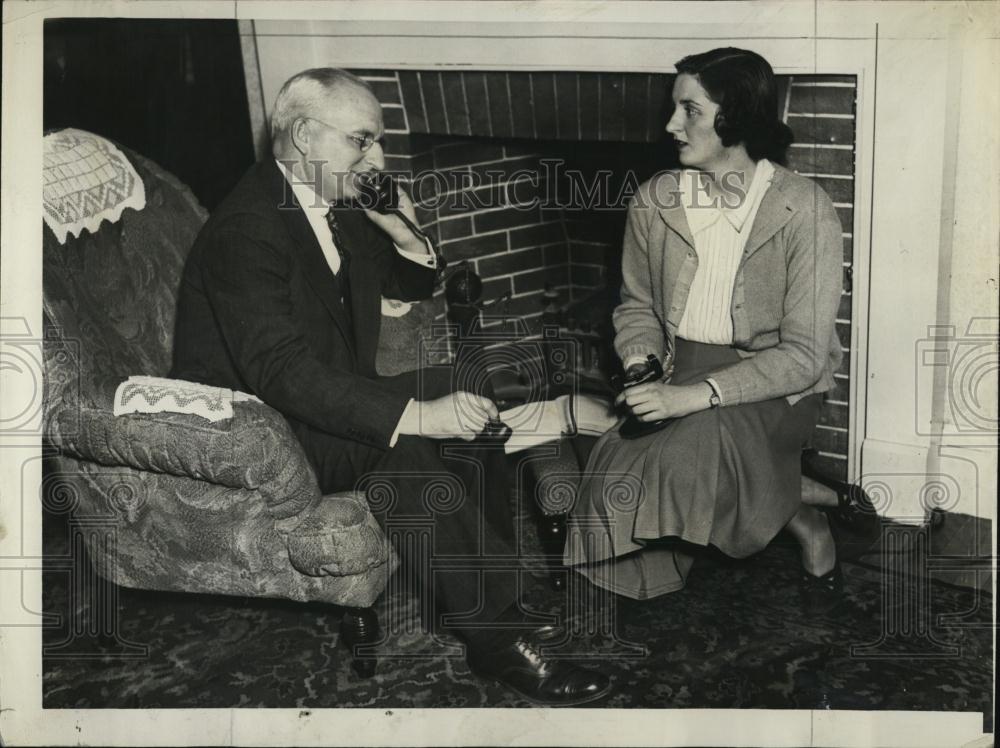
[800, 562, 843, 592]
[799, 563, 844, 615]
[801, 449, 882, 560]
[798, 510, 844, 614]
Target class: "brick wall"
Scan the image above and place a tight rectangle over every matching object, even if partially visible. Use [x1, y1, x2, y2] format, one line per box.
[396, 71, 665, 143]
[417, 139, 571, 337]
[784, 76, 856, 480]
[353, 69, 856, 478]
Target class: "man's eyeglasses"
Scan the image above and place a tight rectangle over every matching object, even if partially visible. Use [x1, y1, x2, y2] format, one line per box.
[304, 117, 384, 153]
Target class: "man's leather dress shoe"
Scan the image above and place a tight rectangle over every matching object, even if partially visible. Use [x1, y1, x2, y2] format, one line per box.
[467, 626, 613, 706]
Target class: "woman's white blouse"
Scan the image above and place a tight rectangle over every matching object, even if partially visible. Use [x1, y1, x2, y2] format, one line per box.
[676, 159, 776, 345]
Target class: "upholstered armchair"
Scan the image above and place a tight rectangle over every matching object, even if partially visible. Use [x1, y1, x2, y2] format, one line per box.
[41, 129, 401, 676]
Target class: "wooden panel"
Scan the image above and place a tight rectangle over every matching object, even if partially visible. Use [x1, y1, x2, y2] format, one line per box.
[554, 72, 579, 141]
[599, 74, 625, 141]
[486, 72, 513, 138]
[530, 73, 557, 141]
[419, 71, 448, 133]
[577, 75, 600, 141]
[441, 73, 471, 136]
[508, 73, 535, 139]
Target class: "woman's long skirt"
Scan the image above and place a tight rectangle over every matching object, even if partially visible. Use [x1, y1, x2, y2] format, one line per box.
[564, 338, 823, 599]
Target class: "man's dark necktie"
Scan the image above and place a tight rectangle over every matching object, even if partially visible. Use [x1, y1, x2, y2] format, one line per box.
[324, 207, 353, 318]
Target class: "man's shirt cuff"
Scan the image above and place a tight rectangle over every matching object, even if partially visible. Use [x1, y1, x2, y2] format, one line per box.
[388, 398, 417, 447]
[395, 237, 437, 268]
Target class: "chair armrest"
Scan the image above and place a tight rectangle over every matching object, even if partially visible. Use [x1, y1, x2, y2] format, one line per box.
[52, 399, 319, 519]
[277, 491, 393, 577]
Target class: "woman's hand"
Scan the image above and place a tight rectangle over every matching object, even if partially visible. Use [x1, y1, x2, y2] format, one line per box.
[615, 381, 714, 421]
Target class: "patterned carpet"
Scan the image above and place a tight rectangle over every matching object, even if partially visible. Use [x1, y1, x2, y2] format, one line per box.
[41, 491, 993, 727]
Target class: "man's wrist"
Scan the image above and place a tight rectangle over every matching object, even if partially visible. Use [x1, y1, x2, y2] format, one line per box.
[398, 236, 429, 255]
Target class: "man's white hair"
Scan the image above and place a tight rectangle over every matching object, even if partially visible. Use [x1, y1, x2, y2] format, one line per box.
[270, 68, 370, 141]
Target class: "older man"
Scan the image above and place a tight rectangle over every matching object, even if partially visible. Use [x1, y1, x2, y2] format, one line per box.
[171, 68, 611, 705]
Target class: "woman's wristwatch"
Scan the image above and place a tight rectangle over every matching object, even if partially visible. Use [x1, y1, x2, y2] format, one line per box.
[705, 379, 722, 408]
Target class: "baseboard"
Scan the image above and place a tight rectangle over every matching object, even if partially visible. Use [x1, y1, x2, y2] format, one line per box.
[859, 437, 997, 522]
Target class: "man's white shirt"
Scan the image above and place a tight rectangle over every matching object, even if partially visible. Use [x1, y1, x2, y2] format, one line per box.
[277, 160, 437, 274]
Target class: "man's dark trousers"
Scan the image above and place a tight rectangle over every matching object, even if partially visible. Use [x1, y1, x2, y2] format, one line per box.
[291, 366, 524, 648]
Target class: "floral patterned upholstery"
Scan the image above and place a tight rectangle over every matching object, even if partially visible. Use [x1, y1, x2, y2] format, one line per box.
[42, 133, 397, 608]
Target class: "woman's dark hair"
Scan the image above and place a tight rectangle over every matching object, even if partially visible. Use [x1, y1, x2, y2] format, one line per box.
[674, 47, 794, 164]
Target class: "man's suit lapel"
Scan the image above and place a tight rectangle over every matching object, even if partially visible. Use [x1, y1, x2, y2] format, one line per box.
[328, 207, 383, 375]
[263, 162, 357, 356]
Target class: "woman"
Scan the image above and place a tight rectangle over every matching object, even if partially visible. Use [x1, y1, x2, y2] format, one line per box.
[565, 48, 844, 601]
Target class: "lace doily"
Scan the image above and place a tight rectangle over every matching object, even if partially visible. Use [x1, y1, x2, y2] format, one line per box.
[113, 376, 261, 423]
[43, 128, 146, 244]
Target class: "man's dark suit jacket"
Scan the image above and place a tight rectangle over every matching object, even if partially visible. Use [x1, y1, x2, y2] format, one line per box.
[171, 160, 437, 450]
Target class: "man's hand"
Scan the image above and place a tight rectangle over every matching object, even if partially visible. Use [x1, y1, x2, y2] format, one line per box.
[615, 381, 714, 421]
[397, 391, 500, 441]
[361, 184, 429, 255]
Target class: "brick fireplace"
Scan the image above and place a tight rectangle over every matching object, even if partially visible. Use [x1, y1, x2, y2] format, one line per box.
[349, 69, 858, 479]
